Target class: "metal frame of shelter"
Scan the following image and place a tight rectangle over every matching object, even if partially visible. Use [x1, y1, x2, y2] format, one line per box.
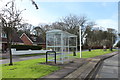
[46, 29, 77, 64]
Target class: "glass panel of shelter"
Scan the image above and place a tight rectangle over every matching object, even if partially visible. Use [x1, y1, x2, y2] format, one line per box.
[46, 29, 77, 64]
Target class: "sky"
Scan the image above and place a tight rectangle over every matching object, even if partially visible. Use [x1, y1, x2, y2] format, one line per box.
[0, 0, 119, 31]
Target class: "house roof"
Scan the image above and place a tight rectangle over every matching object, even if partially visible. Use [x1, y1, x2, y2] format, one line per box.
[12, 33, 23, 43]
[20, 33, 33, 43]
[20, 33, 45, 44]
[2, 32, 23, 43]
[29, 35, 45, 44]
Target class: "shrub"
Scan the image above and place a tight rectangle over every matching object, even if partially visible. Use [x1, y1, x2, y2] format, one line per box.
[11, 45, 42, 50]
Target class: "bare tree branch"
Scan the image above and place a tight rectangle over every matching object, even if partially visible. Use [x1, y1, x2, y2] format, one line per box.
[31, 0, 39, 9]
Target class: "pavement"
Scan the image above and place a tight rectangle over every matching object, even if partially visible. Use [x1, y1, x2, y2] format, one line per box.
[0, 54, 46, 64]
[41, 51, 118, 80]
[41, 58, 92, 79]
[95, 54, 119, 78]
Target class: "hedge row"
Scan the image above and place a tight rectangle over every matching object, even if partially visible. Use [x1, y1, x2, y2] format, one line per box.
[11, 45, 42, 50]
[81, 46, 110, 49]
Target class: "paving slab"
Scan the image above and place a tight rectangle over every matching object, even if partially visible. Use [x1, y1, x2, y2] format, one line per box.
[42, 58, 90, 78]
[42, 51, 118, 79]
[95, 54, 119, 79]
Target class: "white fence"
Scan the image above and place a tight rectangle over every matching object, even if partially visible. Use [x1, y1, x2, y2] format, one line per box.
[11, 48, 52, 55]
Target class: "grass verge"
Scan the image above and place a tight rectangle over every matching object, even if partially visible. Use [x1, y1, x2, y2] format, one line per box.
[75, 49, 117, 58]
[1, 58, 60, 79]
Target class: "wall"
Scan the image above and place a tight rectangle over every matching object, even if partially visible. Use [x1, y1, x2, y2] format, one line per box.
[11, 48, 52, 55]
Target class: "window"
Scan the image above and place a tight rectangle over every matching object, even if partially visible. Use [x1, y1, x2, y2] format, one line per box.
[1, 33, 7, 38]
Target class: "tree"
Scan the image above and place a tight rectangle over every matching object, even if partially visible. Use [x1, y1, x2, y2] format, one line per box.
[118, 33, 120, 37]
[1, 0, 24, 65]
[85, 26, 117, 51]
[107, 28, 117, 51]
[18, 23, 33, 36]
[51, 14, 90, 47]
[116, 41, 120, 48]
[33, 24, 51, 42]
[30, 0, 39, 9]
[82, 22, 96, 47]
[60, 14, 87, 35]
[83, 25, 93, 50]
[50, 22, 67, 31]
[34, 27, 41, 36]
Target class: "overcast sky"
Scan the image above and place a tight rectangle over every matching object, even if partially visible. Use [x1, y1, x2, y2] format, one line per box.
[0, 0, 119, 31]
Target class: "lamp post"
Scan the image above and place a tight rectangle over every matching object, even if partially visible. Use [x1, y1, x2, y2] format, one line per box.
[79, 25, 82, 58]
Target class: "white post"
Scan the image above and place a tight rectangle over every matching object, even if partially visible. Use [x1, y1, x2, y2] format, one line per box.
[68, 37, 69, 60]
[61, 33, 64, 64]
[46, 34, 48, 50]
[54, 35, 55, 51]
[79, 26, 82, 58]
[76, 37, 77, 56]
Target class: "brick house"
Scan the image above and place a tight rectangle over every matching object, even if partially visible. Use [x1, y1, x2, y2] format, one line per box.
[1, 32, 24, 53]
[20, 33, 33, 45]
[1, 32, 46, 53]
[20, 33, 46, 48]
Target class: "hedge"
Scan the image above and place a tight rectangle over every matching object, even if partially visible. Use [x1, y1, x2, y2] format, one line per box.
[11, 45, 42, 50]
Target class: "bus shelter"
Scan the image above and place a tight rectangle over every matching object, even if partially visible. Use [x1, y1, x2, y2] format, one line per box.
[46, 29, 77, 64]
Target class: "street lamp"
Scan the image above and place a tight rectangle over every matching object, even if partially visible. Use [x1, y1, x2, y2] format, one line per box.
[79, 25, 82, 58]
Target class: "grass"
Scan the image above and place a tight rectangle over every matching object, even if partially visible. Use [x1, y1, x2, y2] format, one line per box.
[74, 49, 117, 58]
[1, 58, 60, 79]
[46, 49, 117, 61]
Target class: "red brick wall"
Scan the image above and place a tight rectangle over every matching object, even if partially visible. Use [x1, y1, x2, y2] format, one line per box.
[20, 35, 33, 45]
[43, 44, 46, 48]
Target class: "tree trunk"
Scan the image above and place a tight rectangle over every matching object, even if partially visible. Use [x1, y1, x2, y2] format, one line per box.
[88, 47, 91, 52]
[110, 46, 113, 51]
[89, 48, 91, 51]
[6, 33, 13, 65]
[9, 40, 13, 65]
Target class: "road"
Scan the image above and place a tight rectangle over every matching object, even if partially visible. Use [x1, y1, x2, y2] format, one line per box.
[95, 54, 119, 78]
[0, 50, 87, 64]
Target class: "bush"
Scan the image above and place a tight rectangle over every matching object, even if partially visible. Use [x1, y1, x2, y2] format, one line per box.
[11, 45, 42, 50]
